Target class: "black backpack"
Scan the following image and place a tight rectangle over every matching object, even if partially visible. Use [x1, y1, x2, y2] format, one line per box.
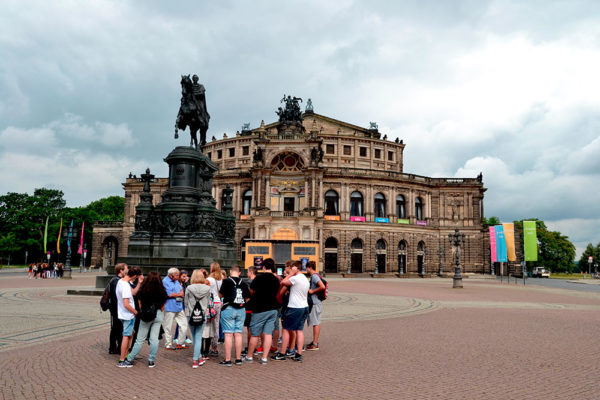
[316, 274, 328, 301]
[224, 277, 245, 309]
[100, 282, 111, 311]
[140, 302, 157, 322]
[189, 300, 205, 326]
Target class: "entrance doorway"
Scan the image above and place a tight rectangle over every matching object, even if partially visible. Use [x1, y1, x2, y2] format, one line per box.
[284, 197, 295, 213]
[324, 237, 338, 273]
[350, 238, 363, 273]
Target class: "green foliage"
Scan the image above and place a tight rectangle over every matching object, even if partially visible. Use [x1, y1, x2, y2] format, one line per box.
[483, 216, 501, 227]
[514, 218, 575, 273]
[577, 242, 600, 273]
[0, 189, 124, 264]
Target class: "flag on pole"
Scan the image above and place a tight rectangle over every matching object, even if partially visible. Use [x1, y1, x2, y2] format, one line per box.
[503, 222, 516, 262]
[523, 220, 538, 261]
[488, 226, 497, 263]
[43, 216, 49, 254]
[78, 222, 85, 254]
[56, 218, 63, 254]
[494, 225, 508, 262]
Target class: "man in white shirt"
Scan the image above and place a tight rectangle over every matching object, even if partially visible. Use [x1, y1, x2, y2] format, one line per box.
[271, 260, 309, 362]
[116, 267, 140, 367]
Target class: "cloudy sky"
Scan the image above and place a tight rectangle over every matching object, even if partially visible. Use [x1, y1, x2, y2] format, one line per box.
[1, 0, 599, 257]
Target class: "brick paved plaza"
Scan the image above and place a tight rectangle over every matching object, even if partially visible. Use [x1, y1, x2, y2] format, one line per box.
[1, 272, 600, 399]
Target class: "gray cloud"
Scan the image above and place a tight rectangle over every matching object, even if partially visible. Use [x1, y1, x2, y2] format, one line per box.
[1, 0, 599, 256]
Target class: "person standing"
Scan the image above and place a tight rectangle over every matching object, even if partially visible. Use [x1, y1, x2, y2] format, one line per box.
[218, 265, 250, 367]
[108, 263, 128, 354]
[243, 261, 280, 364]
[184, 270, 211, 368]
[207, 262, 225, 356]
[306, 261, 325, 351]
[116, 267, 140, 367]
[125, 272, 167, 368]
[272, 260, 309, 362]
[162, 268, 187, 351]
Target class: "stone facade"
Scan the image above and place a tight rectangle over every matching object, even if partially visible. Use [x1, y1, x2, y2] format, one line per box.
[93, 108, 489, 274]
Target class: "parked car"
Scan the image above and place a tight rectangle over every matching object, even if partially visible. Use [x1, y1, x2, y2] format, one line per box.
[532, 266, 550, 278]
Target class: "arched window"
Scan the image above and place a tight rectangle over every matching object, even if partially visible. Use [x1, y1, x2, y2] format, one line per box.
[415, 196, 423, 220]
[398, 240, 407, 251]
[396, 195, 406, 219]
[271, 152, 305, 172]
[242, 190, 252, 215]
[350, 191, 363, 217]
[374, 193, 386, 218]
[418, 241, 425, 251]
[351, 238, 363, 250]
[325, 237, 338, 248]
[376, 239, 386, 250]
[324, 190, 339, 216]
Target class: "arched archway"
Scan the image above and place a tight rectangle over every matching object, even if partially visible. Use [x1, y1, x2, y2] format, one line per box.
[324, 237, 338, 273]
[350, 238, 363, 273]
[376, 239, 387, 273]
[417, 241, 426, 275]
[398, 240, 407, 274]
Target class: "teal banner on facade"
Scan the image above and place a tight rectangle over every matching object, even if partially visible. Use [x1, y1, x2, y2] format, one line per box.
[494, 225, 508, 262]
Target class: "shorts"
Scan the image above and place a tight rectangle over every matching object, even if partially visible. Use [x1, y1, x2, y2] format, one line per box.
[308, 302, 322, 326]
[220, 306, 245, 333]
[244, 311, 252, 327]
[282, 307, 308, 331]
[121, 318, 135, 336]
[249, 309, 278, 337]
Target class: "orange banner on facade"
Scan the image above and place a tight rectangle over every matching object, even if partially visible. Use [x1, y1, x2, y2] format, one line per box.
[502, 223, 516, 262]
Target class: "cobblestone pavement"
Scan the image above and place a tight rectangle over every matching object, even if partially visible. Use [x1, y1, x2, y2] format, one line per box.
[1, 274, 600, 399]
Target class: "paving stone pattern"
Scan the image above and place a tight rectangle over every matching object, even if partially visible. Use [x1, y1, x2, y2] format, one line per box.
[1, 273, 600, 399]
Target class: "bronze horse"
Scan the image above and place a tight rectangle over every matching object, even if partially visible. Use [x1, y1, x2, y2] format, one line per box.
[174, 75, 210, 148]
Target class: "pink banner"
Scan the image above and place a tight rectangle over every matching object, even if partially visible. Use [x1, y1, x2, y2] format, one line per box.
[488, 226, 497, 263]
[350, 216, 365, 222]
[78, 222, 85, 254]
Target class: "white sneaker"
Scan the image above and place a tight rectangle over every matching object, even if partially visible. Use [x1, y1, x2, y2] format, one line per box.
[185, 338, 193, 344]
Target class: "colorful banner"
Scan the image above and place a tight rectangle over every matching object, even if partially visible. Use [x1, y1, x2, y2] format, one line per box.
[503, 222, 516, 262]
[416, 220, 427, 226]
[489, 226, 497, 263]
[523, 220, 538, 261]
[78, 222, 85, 254]
[494, 225, 508, 262]
[375, 217, 389, 223]
[324, 215, 341, 221]
[350, 216, 365, 222]
[397, 219, 410, 224]
[43, 216, 49, 254]
[56, 218, 63, 254]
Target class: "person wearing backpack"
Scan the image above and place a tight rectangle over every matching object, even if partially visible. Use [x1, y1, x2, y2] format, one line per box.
[184, 270, 211, 368]
[107, 263, 128, 355]
[124, 271, 167, 368]
[218, 265, 250, 367]
[306, 261, 326, 351]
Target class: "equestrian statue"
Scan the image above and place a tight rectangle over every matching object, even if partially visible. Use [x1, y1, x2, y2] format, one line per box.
[174, 74, 210, 148]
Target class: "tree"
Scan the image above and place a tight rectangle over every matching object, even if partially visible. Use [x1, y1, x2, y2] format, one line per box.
[86, 196, 124, 221]
[483, 216, 501, 228]
[514, 219, 575, 273]
[578, 243, 600, 274]
[0, 232, 20, 266]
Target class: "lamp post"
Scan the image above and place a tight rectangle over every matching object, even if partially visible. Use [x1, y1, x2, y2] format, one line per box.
[588, 256, 593, 277]
[346, 244, 351, 274]
[83, 247, 88, 272]
[448, 229, 465, 289]
[374, 255, 379, 275]
[437, 245, 444, 277]
[62, 221, 78, 279]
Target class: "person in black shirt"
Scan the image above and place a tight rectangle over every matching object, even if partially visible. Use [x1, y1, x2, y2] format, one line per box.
[243, 262, 281, 364]
[218, 265, 250, 366]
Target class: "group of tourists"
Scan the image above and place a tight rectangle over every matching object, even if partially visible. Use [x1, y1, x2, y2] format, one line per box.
[103, 259, 326, 368]
[28, 262, 65, 279]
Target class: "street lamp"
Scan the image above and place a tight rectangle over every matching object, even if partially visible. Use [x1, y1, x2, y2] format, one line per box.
[61, 221, 78, 279]
[83, 247, 88, 272]
[374, 254, 379, 275]
[346, 244, 351, 274]
[448, 229, 465, 289]
[588, 256, 593, 277]
[79, 244, 87, 272]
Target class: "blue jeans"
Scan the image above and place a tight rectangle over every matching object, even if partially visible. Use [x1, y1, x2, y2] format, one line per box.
[188, 318, 205, 361]
[127, 310, 163, 362]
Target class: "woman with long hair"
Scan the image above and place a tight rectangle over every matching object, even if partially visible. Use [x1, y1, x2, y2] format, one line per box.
[124, 271, 167, 368]
[185, 269, 211, 368]
[207, 262, 225, 356]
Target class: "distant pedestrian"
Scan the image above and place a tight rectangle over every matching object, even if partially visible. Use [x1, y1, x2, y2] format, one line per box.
[306, 261, 325, 351]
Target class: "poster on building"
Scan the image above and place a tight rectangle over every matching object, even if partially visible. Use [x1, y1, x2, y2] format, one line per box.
[502, 222, 516, 262]
[494, 225, 508, 262]
[523, 221, 538, 261]
[489, 226, 497, 263]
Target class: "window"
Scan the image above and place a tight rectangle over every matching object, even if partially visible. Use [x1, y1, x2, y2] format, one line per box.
[418, 241, 425, 251]
[242, 190, 252, 215]
[388, 151, 393, 161]
[374, 149, 381, 159]
[396, 195, 406, 219]
[376, 239, 386, 250]
[351, 238, 363, 249]
[374, 192, 386, 218]
[324, 190, 339, 215]
[343, 145, 352, 155]
[217, 149, 222, 159]
[359, 147, 367, 157]
[415, 196, 423, 220]
[271, 152, 305, 172]
[207, 152, 212, 160]
[229, 148, 235, 157]
[325, 237, 338, 248]
[398, 240, 407, 251]
[326, 144, 335, 154]
[350, 191, 364, 217]
[242, 146, 249, 156]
